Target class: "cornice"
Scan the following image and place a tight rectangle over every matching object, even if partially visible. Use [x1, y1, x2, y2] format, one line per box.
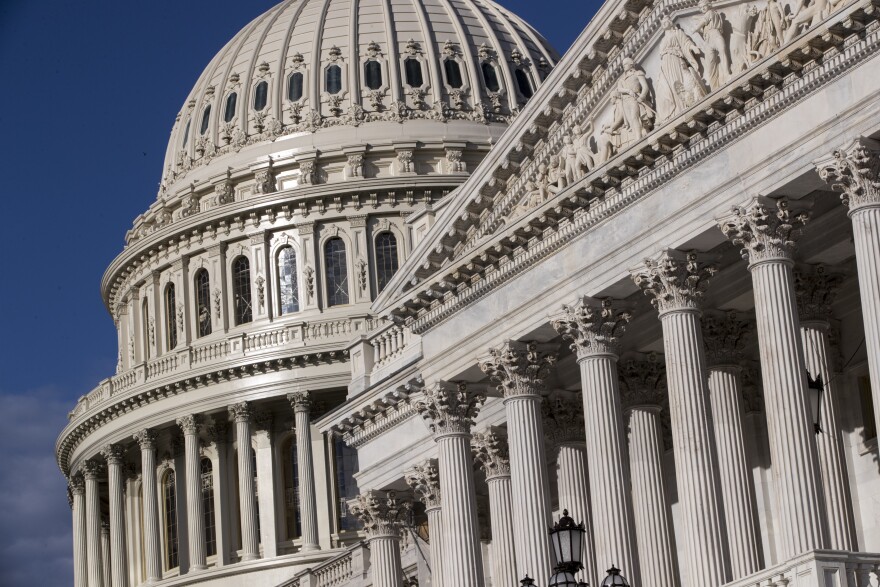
[328, 376, 424, 448]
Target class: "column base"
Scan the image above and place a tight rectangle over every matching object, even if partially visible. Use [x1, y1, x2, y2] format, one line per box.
[300, 543, 321, 552]
[189, 564, 208, 571]
[240, 553, 260, 562]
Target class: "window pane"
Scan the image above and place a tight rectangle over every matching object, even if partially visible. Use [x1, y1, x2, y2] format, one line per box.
[201, 459, 217, 557]
[326, 65, 342, 95]
[165, 284, 177, 351]
[181, 119, 191, 147]
[288, 72, 304, 102]
[142, 300, 150, 360]
[364, 60, 382, 90]
[375, 232, 399, 293]
[224, 92, 237, 122]
[233, 257, 252, 325]
[278, 247, 300, 315]
[334, 439, 360, 531]
[195, 269, 212, 337]
[404, 58, 424, 87]
[444, 59, 463, 89]
[515, 69, 533, 98]
[254, 81, 268, 111]
[200, 105, 211, 135]
[163, 472, 179, 569]
[324, 238, 349, 306]
[482, 62, 500, 92]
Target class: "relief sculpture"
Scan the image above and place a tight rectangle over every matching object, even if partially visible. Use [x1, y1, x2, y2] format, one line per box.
[602, 58, 655, 150]
[750, 0, 788, 60]
[657, 16, 707, 121]
[694, 1, 731, 88]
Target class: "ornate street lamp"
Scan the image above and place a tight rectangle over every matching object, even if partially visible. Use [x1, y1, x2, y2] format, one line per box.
[521, 510, 589, 587]
[806, 371, 825, 434]
[600, 565, 630, 587]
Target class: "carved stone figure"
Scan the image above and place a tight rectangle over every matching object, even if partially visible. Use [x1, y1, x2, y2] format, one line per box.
[602, 58, 655, 151]
[657, 17, 707, 121]
[513, 180, 544, 217]
[575, 126, 596, 174]
[785, 0, 830, 43]
[750, 0, 788, 60]
[561, 135, 580, 185]
[545, 155, 566, 194]
[694, 0, 731, 89]
[729, 4, 758, 72]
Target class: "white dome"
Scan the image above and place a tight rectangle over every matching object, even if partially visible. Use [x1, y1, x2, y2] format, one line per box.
[161, 0, 558, 190]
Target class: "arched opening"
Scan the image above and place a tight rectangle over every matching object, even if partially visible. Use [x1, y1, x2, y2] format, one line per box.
[404, 57, 423, 87]
[277, 247, 299, 315]
[325, 65, 342, 95]
[515, 69, 533, 99]
[374, 231, 399, 293]
[164, 283, 177, 351]
[162, 470, 179, 570]
[199, 105, 211, 135]
[141, 299, 150, 361]
[194, 269, 212, 337]
[324, 238, 349, 306]
[181, 118, 191, 147]
[232, 257, 252, 325]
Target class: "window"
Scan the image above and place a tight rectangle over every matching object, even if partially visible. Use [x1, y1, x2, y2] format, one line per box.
[164, 284, 177, 351]
[278, 247, 299, 315]
[325, 65, 342, 95]
[163, 471, 179, 570]
[324, 238, 349, 306]
[142, 299, 150, 360]
[253, 81, 268, 111]
[224, 92, 237, 122]
[200, 105, 211, 135]
[284, 438, 302, 539]
[232, 256, 253, 325]
[252, 449, 260, 538]
[444, 59, 463, 88]
[195, 269, 212, 337]
[288, 72, 304, 102]
[334, 439, 360, 531]
[515, 69, 533, 99]
[201, 459, 217, 557]
[375, 232, 399, 293]
[181, 118, 191, 147]
[364, 60, 382, 90]
[403, 58, 423, 87]
[481, 62, 500, 92]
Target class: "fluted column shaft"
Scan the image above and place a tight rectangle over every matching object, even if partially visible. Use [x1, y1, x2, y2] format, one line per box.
[101, 522, 111, 587]
[179, 419, 207, 571]
[625, 406, 678, 587]
[850, 206, 880, 439]
[136, 432, 162, 582]
[71, 478, 88, 587]
[103, 448, 128, 587]
[370, 535, 404, 587]
[707, 366, 762, 577]
[425, 506, 444, 587]
[290, 396, 320, 551]
[231, 405, 260, 561]
[84, 465, 105, 587]
[556, 442, 597, 585]
[486, 474, 517, 587]
[350, 492, 408, 587]
[800, 321, 857, 550]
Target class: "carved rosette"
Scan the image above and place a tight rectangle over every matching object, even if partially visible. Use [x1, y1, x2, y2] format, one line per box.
[176, 414, 202, 436]
[287, 391, 312, 414]
[794, 265, 844, 322]
[618, 353, 667, 410]
[551, 297, 632, 359]
[404, 460, 442, 509]
[814, 138, 880, 210]
[228, 401, 253, 423]
[702, 310, 751, 367]
[541, 393, 586, 447]
[133, 428, 158, 450]
[631, 250, 718, 313]
[471, 428, 511, 480]
[417, 381, 485, 437]
[100, 444, 126, 466]
[348, 490, 410, 538]
[718, 197, 810, 264]
[479, 340, 558, 398]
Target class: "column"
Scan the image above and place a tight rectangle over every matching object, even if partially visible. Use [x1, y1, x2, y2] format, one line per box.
[480, 341, 557, 585]
[349, 491, 409, 587]
[229, 402, 260, 561]
[472, 429, 518, 587]
[206, 421, 232, 566]
[101, 444, 129, 587]
[551, 300, 639, 582]
[632, 250, 731, 586]
[816, 138, 880, 437]
[417, 382, 485, 587]
[405, 461, 445, 587]
[287, 392, 320, 551]
[618, 355, 679, 587]
[720, 198, 830, 558]
[101, 521, 111, 587]
[70, 473, 88, 587]
[542, 394, 598, 585]
[702, 311, 764, 577]
[794, 265, 858, 550]
[133, 429, 162, 582]
[82, 460, 106, 587]
[177, 415, 207, 571]
[253, 413, 279, 557]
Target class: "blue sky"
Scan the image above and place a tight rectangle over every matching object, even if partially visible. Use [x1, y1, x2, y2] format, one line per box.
[0, 1, 592, 584]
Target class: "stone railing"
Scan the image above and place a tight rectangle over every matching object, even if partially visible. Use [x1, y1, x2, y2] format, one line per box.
[371, 325, 411, 371]
[346, 321, 422, 397]
[724, 550, 879, 587]
[146, 354, 178, 379]
[278, 542, 368, 587]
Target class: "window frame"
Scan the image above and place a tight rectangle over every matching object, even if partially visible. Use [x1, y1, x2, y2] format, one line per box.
[161, 469, 180, 571]
[194, 268, 212, 338]
[441, 57, 467, 91]
[199, 104, 212, 135]
[253, 80, 270, 112]
[373, 230, 401, 294]
[164, 282, 178, 352]
[223, 92, 238, 123]
[514, 67, 535, 101]
[231, 255, 253, 326]
[287, 71, 305, 103]
[322, 235, 351, 308]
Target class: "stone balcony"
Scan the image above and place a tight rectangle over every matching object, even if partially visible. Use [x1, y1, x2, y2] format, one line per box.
[724, 551, 880, 587]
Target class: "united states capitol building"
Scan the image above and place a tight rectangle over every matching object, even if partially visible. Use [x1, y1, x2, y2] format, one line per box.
[56, 0, 880, 585]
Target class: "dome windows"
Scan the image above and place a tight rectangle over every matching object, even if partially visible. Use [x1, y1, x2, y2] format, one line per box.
[403, 57, 424, 88]
[515, 69, 534, 99]
[277, 247, 299, 315]
[181, 118, 191, 147]
[232, 256, 253, 325]
[223, 92, 237, 123]
[253, 80, 269, 111]
[288, 72, 304, 102]
[199, 105, 211, 135]
[194, 269, 211, 337]
[375, 232, 399, 293]
[443, 59, 464, 89]
[481, 62, 500, 93]
[324, 238, 349, 306]
[325, 64, 342, 95]
[164, 283, 177, 351]
[163, 470, 180, 570]
[364, 60, 382, 91]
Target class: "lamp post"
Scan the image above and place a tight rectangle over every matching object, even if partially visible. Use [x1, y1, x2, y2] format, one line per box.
[806, 370, 825, 434]
[600, 565, 630, 587]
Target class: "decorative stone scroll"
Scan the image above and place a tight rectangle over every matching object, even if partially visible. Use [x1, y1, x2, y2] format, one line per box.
[718, 197, 810, 263]
[551, 297, 632, 358]
[176, 414, 202, 435]
[287, 391, 312, 413]
[348, 490, 410, 538]
[133, 428, 158, 450]
[479, 340, 558, 398]
[631, 250, 718, 313]
[416, 381, 485, 437]
[471, 427, 511, 480]
[228, 401, 253, 423]
[404, 460, 441, 509]
[815, 137, 880, 210]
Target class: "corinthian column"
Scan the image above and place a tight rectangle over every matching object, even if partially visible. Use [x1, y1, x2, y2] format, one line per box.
[82, 459, 105, 587]
[287, 392, 320, 551]
[795, 265, 858, 550]
[480, 341, 557, 585]
[702, 311, 763, 577]
[176, 415, 207, 571]
[70, 473, 88, 587]
[816, 138, 880, 438]
[349, 491, 409, 587]
[631, 251, 730, 586]
[405, 461, 445, 587]
[101, 520, 111, 587]
[100, 444, 128, 586]
[551, 299, 638, 583]
[719, 198, 829, 557]
[417, 382, 485, 587]
[472, 428, 518, 587]
[133, 429, 162, 582]
[618, 355, 679, 587]
[229, 402, 260, 561]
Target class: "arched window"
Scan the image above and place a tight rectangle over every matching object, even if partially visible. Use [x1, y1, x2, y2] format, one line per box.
[200, 459, 217, 557]
[181, 118, 191, 147]
[364, 60, 382, 90]
[164, 284, 177, 351]
[195, 269, 212, 337]
[324, 238, 349, 306]
[224, 92, 237, 122]
[141, 299, 150, 360]
[481, 62, 500, 92]
[199, 105, 211, 135]
[404, 58, 423, 87]
[163, 471, 179, 570]
[375, 232, 399, 293]
[232, 257, 253, 325]
[288, 72, 304, 102]
[284, 437, 302, 539]
[444, 59, 463, 89]
[253, 81, 269, 111]
[515, 69, 533, 99]
[334, 438, 360, 531]
[325, 65, 342, 95]
[278, 247, 299, 315]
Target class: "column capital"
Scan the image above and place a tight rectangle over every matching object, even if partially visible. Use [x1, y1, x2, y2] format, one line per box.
[100, 444, 126, 466]
[794, 264, 844, 323]
[80, 459, 104, 480]
[541, 393, 586, 447]
[631, 249, 718, 313]
[551, 297, 632, 358]
[815, 137, 880, 211]
[718, 196, 810, 264]
[287, 391, 312, 413]
[206, 420, 229, 445]
[618, 353, 667, 410]
[133, 428, 158, 450]
[228, 401, 253, 423]
[69, 472, 86, 496]
[741, 364, 764, 413]
[348, 490, 410, 538]
[479, 340, 558, 398]
[176, 414, 202, 436]
[471, 427, 511, 480]
[702, 310, 751, 367]
[417, 381, 485, 437]
[404, 460, 441, 509]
